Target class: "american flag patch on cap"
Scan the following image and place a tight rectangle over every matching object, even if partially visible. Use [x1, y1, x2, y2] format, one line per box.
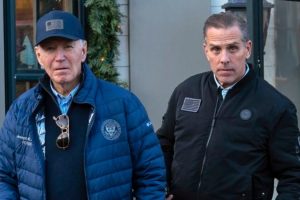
[181, 97, 201, 112]
[45, 19, 64, 31]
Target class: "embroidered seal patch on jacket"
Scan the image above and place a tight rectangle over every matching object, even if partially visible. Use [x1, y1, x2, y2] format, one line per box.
[101, 119, 121, 140]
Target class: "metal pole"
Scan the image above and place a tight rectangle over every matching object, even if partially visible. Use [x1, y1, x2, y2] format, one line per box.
[247, 0, 264, 77]
[3, 0, 16, 110]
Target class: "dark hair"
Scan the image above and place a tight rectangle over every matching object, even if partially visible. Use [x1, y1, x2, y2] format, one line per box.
[203, 11, 249, 42]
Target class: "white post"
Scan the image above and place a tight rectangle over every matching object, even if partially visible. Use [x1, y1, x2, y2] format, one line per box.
[116, 0, 129, 88]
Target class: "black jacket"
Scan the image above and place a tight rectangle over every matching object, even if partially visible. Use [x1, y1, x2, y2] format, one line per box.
[157, 69, 300, 200]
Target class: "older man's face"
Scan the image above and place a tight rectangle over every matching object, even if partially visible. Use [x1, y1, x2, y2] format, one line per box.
[35, 37, 87, 95]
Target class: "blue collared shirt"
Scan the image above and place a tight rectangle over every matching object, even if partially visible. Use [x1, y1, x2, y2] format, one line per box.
[50, 82, 80, 114]
[213, 64, 249, 99]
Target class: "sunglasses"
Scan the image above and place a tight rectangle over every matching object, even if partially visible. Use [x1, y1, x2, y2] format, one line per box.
[53, 114, 70, 150]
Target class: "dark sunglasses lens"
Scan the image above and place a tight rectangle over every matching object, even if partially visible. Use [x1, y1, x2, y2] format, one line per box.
[56, 134, 69, 149]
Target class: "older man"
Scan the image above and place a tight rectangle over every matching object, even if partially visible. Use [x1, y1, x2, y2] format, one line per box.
[0, 10, 166, 200]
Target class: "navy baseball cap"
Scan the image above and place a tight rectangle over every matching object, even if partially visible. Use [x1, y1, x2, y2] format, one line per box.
[35, 10, 85, 45]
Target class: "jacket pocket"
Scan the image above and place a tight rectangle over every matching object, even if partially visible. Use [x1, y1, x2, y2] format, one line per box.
[252, 173, 274, 199]
[233, 175, 253, 200]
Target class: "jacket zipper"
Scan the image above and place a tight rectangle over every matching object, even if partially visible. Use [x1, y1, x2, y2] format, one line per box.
[83, 107, 95, 200]
[35, 91, 61, 199]
[31, 93, 47, 200]
[197, 95, 224, 191]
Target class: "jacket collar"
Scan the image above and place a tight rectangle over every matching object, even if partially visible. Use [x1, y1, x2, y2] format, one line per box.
[208, 65, 257, 98]
[73, 63, 98, 107]
[34, 63, 98, 112]
[227, 67, 257, 97]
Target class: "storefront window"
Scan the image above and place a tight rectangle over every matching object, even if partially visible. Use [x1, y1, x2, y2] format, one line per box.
[16, 0, 37, 70]
[16, 80, 38, 97]
[39, 0, 74, 15]
[264, 0, 300, 126]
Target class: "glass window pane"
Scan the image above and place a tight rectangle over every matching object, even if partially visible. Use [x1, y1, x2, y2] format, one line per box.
[16, 80, 38, 98]
[39, 0, 74, 16]
[264, 0, 300, 126]
[16, 0, 38, 70]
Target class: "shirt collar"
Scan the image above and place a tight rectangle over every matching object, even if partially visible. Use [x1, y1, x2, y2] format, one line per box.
[50, 82, 80, 114]
[50, 82, 80, 99]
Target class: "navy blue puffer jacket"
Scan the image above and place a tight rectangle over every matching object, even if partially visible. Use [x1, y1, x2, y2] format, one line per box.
[0, 64, 166, 200]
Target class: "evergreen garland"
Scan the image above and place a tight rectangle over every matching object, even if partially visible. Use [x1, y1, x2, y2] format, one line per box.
[84, 0, 121, 83]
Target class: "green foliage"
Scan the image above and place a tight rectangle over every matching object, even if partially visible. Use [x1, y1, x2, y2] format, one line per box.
[84, 0, 122, 83]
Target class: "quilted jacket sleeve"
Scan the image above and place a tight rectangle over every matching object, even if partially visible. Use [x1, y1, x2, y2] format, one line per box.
[156, 88, 177, 192]
[269, 102, 300, 199]
[125, 93, 166, 200]
[0, 103, 20, 199]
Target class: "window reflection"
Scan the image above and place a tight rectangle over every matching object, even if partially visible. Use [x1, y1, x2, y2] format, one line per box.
[39, 0, 74, 16]
[16, 0, 37, 70]
[16, 80, 38, 98]
[264, 0, 300, 126]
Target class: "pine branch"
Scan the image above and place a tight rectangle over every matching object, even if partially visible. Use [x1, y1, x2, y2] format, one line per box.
[84, 0, 122, 84]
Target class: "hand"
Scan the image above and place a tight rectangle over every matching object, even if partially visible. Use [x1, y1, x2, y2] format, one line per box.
[166, 194, 173, 200]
